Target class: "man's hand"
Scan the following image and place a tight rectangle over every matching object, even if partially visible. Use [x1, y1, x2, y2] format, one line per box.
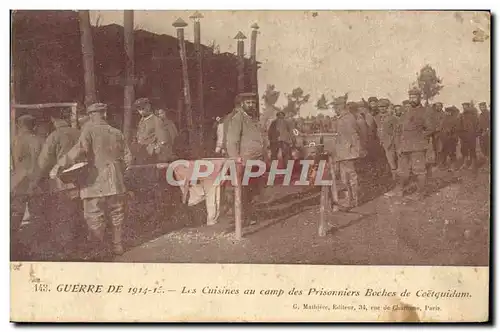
[49, 165, 61, 179]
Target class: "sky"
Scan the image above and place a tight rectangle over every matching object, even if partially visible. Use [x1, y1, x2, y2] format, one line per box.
[89, 10, 490, 116]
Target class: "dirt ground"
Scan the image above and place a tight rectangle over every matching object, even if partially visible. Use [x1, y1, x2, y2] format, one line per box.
[116, 162, 490, 266]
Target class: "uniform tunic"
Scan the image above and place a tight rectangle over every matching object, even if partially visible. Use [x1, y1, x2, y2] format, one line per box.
[397, 104, 433, 177]
[136, 114, 173, 162]
[56, 118, 133, 240]
[226, 108, 264, 160]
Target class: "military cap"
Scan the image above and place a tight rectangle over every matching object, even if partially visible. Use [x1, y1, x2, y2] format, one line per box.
[377, 98, 390, 107]
[333, 95, 347, 105]
[408, 87, 421, 96]
[87, 103, 108, 114]
[446, 106, 459, 113]
[479, 102, 487, 107]
[235, 92, 257, 103]
[276, 110, 285, 116]
[133, 97, 151, 109]
[368, 97, 378, 103]
[461, 102, 471, 107]
[402, 100, 410, 105]
[17, 114, 36, 128]
[346, 101, 358, 111]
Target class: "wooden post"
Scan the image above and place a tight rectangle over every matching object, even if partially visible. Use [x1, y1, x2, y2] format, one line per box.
[319, 185, 328, 237]
[78, 10, 97, 106]
[123, 10, 135, 143]
[234, 32, 246, 93]
[328, 154, 339, 211]
[250, 23, 259, 94]
[173, 18, 194, 148]
[234, 160, 243, 240]
[190, 11, 205, 152]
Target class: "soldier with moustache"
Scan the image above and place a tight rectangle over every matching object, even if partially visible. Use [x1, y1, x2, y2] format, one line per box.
[333, 99, 366, 209]
[225, 92, 265, 225]
[385, 88, 434, 200]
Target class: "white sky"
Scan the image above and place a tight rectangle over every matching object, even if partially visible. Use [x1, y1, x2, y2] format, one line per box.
[90, 10, 490, 116]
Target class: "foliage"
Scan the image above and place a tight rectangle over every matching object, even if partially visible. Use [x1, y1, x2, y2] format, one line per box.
[415, 64, 444, 105]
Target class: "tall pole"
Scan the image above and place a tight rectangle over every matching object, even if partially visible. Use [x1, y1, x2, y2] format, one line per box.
[190, 11, 205, 151]
[123, 10, 135, 143]
[173, 18, 194, 149]
[250, 23, 260, 116]
[234, 31, 247, 93]
[78, 10, 97, 107]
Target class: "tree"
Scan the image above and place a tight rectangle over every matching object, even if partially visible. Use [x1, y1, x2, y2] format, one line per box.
[282, 87, 310, 117]
[415, 64, 444, 106]
[316, 94, 330, 110]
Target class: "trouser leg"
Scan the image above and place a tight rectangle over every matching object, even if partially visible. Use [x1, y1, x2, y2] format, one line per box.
[411, 151, 428, 199]
[11, 195, 29, 260]
[281, 142, 291, 166]
[83, 197, 106, 257]
[107, 194, 126, 255]
[384, 146, 398, 179]
[340, 160, 358, 207]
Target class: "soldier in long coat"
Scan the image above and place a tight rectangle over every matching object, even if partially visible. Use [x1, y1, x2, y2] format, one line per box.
[377, 99, 399, 180]
[385, 88, 434, 199]
[438, 106, 460, 169]
[458, 102, 479, 171]
[51, 103, 133, 257]
[226, 92, 265, 225]
[134, 98, 173, 163]
[333, 100, 366, 208]
[37, 111, 82, 255]
[478, 102, 490, 159]
[11, 114, 45, 259]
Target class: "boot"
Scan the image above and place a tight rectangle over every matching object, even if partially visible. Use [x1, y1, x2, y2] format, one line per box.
[111, 224, 124, 256]
[384, 176, 405, 197]
[408, 175, 427, 201]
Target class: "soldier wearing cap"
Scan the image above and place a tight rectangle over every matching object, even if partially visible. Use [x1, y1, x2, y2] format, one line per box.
[367, 96, 379, 116]
[385, 88, 434, 199]
[51, 103, 133, 257]
[226, 92, 265, 225]
[478, 102, 490, 159]
[134, 97, 173, 163]
[333, 100, 366, 209]
[268, 110, 296, 165]
[393, 105, 403, 118]
[402, 100, 411, 114]
[11, 114, 45, 259]
[37, 109, 82, 256]
[438, 106, 460, 168]
[458, 101, 479, 170]
[377, 98, 399, 180]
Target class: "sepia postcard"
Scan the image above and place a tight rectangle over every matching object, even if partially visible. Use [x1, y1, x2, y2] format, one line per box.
[9, 9, 491, 323]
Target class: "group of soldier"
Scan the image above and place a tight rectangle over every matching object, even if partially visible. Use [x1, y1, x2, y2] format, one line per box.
[11, 98, 179, 260]
[261, 87, 491, 209]
[10, 87, 491, 259]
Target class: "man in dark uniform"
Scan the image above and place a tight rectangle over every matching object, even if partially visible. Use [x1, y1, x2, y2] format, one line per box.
[51, 103, 133, 257]
[385, 88, 433, 199]
[478, 102, 490, 159]
[37, 110, 82, 257]
[134, 98, 173, 164]
[459, 102, 479, 171]
[268, 110, 296, 165]
[226, 92, 265, 225]
[427, 102, 445, 169]
[377, 98, 399, 180]
[11, 114, 45, 259]
[438, 106, 460, 169]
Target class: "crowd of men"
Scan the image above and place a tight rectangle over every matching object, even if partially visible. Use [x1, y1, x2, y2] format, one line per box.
[10, 88, 491, 260]
[11, 98, 179, 260]
[260, 88, 491, 208]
